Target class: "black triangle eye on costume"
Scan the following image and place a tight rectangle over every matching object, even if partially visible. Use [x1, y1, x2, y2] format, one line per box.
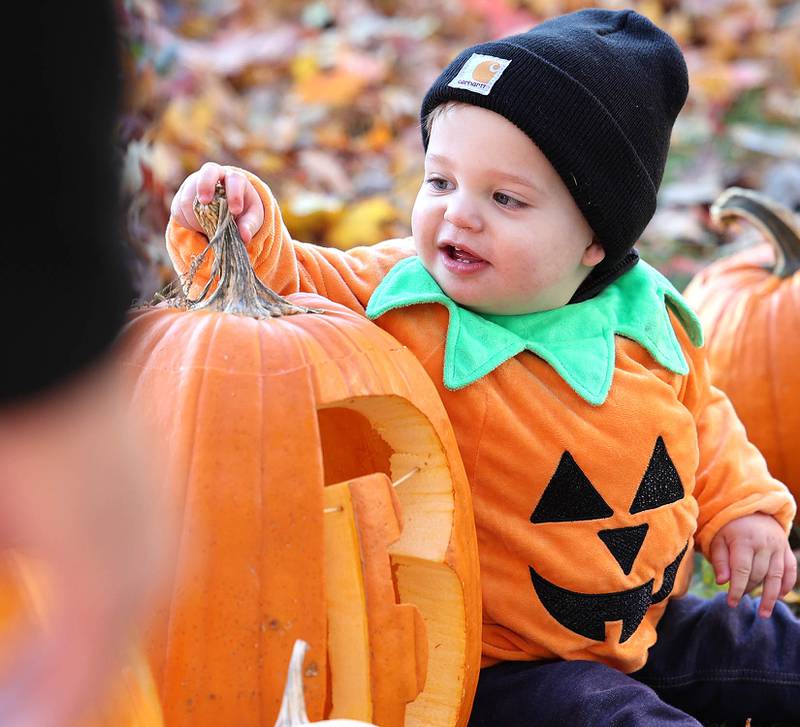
[529, 451, 613, 524]
[628, 435, 684, 514]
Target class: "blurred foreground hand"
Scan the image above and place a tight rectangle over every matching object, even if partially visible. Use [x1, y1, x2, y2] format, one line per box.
[0, 361, 164, 727]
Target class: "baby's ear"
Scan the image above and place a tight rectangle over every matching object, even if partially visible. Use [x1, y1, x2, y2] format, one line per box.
[582, 239, 605, 267]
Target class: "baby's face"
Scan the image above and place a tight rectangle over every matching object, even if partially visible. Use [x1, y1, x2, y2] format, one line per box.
[412, 104, 603, 314]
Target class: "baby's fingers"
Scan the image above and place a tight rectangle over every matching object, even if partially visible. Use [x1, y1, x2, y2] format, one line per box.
[220, 171, 263, 243]
[196, 162, 226, 204]
[199, 167, 262, 243]
[710, 536, 731, 585]
[171, 174, 206, 234]
[223, 171, 248, 216]
[727, 543, 754, 607]
[748, 548, 771, 593]
[781, 543, 797, 597]
[758, 549, 786, 618]
[169, 164, 263, 243]
[234, 179, 264, 243]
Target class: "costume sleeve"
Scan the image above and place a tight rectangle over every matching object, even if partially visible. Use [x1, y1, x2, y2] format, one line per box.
[166, 168, 415, 314]
[673, 314, 796, 556]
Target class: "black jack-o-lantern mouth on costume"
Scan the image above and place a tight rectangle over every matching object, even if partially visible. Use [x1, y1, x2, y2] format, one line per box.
[528, 436, 689, 643]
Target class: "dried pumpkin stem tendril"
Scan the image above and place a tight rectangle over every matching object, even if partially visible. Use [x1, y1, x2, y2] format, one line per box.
[188, 182, 323, 318]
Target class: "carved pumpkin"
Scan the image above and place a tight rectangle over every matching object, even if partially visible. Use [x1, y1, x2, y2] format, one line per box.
[683, 187, 800, 508]
[116, 188, 480, 726]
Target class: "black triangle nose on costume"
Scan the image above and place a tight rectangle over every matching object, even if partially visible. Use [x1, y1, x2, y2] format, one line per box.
[598, 524, 649, 575]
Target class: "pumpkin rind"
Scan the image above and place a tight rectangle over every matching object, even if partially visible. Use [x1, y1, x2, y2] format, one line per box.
[117, 293, 480, 726]
[683, 188, 800, 508]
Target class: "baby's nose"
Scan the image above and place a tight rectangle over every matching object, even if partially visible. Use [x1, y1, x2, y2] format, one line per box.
[443, 193, 483, 231]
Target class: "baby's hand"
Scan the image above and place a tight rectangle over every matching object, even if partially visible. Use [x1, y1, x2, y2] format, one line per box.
[709, 513, 797, 617]
[170, 162, 264, 243]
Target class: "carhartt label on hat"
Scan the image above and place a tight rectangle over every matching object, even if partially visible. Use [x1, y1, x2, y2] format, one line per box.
[448, 53, 511, 95]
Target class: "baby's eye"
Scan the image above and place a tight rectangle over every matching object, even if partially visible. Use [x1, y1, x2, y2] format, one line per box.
[494, 192, 525, 209]
[426, 176, 452, 192]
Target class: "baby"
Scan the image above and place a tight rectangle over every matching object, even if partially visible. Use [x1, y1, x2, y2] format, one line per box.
[168, 9, 799, 725]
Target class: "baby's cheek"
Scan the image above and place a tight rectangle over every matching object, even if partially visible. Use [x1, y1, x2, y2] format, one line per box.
[410, 201, 434, 255]
[500, 255, 541, 287]
[410, 195, 426, 236]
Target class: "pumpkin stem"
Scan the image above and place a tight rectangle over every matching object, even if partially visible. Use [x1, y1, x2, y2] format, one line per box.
[273, 639, 311, 727]
[710, 187, 800, 278]
[188, 183, 322, 317]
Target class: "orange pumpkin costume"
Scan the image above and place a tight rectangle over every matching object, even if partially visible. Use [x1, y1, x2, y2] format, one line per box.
[167, 172, 795, 675]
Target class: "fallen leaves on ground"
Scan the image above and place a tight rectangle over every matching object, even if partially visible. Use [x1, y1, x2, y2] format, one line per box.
[117, 0, 799, 296]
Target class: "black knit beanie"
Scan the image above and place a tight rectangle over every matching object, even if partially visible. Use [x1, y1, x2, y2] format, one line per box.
[420, 8, 689, 301]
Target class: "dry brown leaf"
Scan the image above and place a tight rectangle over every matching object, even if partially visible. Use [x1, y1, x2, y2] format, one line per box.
[360, 120, 394, 152]
[298, 149, 355, 195]
[283, 192, 345, 244]
[295, 69, 371, 107]
[326, 196, 399, 249]
[784, 590, 800, 605]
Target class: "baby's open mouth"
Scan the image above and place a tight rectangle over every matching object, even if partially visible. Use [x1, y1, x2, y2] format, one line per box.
[443, 244, 486, 264]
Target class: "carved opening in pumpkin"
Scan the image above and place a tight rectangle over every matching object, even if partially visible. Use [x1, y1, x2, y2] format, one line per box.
[317, 407, 392, 486]
[318, 395, 467, 727]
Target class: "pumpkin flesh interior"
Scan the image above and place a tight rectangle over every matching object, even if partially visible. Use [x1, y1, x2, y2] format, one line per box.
[318, 396, 469, 727]
[393, 558, 468, 727]
[346, 473, 427, 727]
[323, 483, 372, 722]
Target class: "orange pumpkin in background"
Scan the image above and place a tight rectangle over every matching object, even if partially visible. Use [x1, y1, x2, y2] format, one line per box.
[683, 187, 800, 510]
[116, 188, 481, 726]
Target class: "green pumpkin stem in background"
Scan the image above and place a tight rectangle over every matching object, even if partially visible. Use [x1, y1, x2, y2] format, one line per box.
[710, 187, 800, 278]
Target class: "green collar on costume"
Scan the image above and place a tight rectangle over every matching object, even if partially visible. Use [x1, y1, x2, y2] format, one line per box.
[365, 256, 703, 406]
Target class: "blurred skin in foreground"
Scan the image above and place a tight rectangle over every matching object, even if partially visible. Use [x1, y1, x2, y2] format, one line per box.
[0, 362, 164, 727]
[1, 0, 167, 721]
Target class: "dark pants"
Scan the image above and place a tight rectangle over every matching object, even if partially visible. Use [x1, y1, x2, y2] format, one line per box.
[468, 594, 800, 726]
